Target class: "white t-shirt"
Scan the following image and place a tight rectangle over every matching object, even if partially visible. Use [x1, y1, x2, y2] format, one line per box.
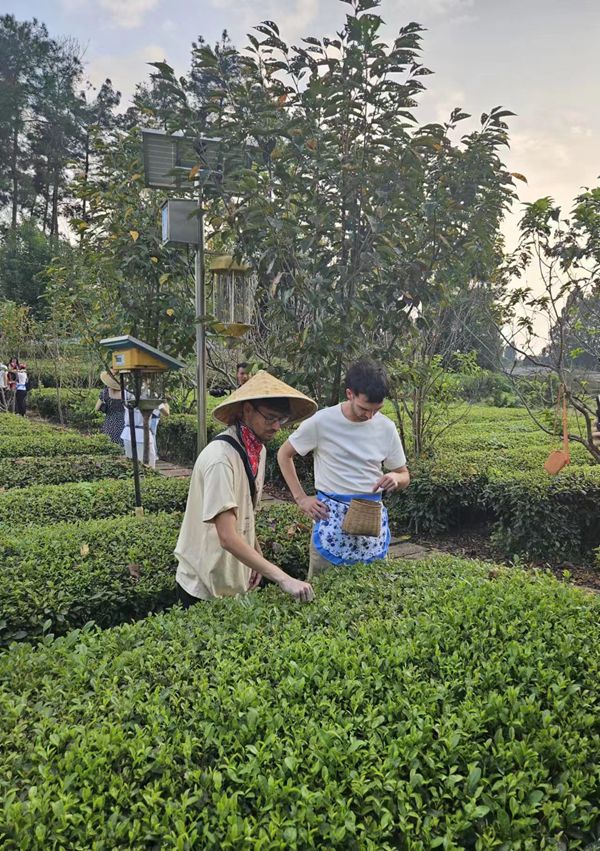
[288, 404, 406, 494]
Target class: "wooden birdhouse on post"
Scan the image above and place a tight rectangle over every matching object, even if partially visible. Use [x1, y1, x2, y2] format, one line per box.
[100, 335, 184, 515]
[210, 255, 255, 338]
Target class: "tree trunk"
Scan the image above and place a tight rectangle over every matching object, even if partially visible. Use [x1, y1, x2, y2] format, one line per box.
[10, 121, 19, 230]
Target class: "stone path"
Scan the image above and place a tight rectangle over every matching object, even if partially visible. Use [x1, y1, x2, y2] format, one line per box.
[155, 462, 434, 561]
[154, 460, 193, 478]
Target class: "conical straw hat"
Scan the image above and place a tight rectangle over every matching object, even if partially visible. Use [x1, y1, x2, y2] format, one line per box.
[100, 370, 121, 391]
[212, 370, 317, 425]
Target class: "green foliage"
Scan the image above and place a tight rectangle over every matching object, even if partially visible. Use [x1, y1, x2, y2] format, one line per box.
[387, 406, 600, 560]
[27, 357, 98, 388]
[0, 429, 118, 458]
[0, 502, 309, 647]
[156, 5, 516, 404]
[65, 129, 196, 356]
[29, 387, 102, 429]
[485, 469, 600, 561]
[1, 558, 599, 846]
[0, 513, 182, 646]
[0, 454, 136, 489]
[256, 503, 311, 579]
[156, 413, 218, 466]
[0, 220, 57, 313]
[458, 370, 516, 405]
[0, 476, 189, 527]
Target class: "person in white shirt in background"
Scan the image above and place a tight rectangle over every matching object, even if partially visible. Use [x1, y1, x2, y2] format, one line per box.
[277, 360, 410, 578]
[15, 364, 28, 417]
[120, 401, 169, 468]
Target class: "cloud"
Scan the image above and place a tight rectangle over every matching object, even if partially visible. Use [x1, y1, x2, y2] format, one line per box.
[60, 0, 160, 28]
[98, 0, 160, 29]
[208, 0, 320, 45]
[86, 43, 174, 105]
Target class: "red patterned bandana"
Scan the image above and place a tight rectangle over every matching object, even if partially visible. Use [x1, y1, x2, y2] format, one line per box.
[238, 423, 262, 476]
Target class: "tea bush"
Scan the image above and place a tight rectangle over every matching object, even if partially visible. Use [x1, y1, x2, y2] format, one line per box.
[484, 468, 600, 561]
[0, 513, 182, 647]
[1, 558, 599, 848]
[255, 502, 312, 578]
[29, 387, 102, 430]
[0, 476, 190, 527]
[0, 455, 137, 489]
[385, 407, 600, 561]
[0, 413, 61, 436]
[0, 431, 118, 458]
[0, 503, 310, 647]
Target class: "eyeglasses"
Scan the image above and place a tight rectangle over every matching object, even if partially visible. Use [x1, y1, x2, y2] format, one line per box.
[250, 403, 291, 426]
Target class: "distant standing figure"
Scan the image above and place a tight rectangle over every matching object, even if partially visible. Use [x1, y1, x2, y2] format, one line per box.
[15, 364, 28, 416]
[7, 357, 19, 393]
[236, 362, 250, 387]
[0, 361, 9, 411]
[121, 405, 159, 468]
[95, 370, 128, 444]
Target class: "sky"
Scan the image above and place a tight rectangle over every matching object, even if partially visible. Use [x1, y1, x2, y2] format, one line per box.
[6, 0, 600, 257]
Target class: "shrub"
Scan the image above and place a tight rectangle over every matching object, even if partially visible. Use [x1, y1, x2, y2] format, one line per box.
[29, 387, 101, 430]
[0, 513, 182, 647]
[458, 370, 513, 403]
[0, 476, 190, 527]
[0, 455, 137, 489]
[26, 357, 98, 388]
[256, 502, 311, 579]
[387, 460, 489, 535]
[0, 503, 309, 646]
[156, 414, 218, 466]
[0, 431, 118, 458]
[485, 468, 600, 561]
[1, 558, 599, 847]
[0, 413, 59, 436]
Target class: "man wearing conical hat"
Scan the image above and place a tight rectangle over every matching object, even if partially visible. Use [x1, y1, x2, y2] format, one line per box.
[175, 371, 317, 604]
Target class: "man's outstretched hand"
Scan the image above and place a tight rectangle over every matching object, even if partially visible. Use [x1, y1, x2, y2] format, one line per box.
[279, 576, 315, 602]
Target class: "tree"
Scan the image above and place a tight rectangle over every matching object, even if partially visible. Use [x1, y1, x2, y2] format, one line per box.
[501, 189, 600, 463]
[0, 15, 53, 228]
[67, 129, 195, 356]
[150, 0, 516, 410]
[0, 218, 58, 314]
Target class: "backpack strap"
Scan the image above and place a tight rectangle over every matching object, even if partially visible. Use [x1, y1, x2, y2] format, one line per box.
[212, 434, 257, 502]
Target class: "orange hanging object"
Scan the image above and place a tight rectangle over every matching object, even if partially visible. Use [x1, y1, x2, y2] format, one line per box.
[544, 384, 570, 475]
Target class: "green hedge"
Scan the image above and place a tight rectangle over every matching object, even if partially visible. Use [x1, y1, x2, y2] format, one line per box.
[156, 413, 219, 466]
[29, 387, 102, 430]
[0, 476, 190, 527]
[0, 413, 60, 436]
[256, 502, 311, 578]
[388, 454, 600, 561]
[0, 430, 118, 458]
[0, 513, 181, 647]
[0, 503, 310, 647]
[484, 468, 600, 561]
[1, 558, 600, 847]
[0, 455, 137, 490]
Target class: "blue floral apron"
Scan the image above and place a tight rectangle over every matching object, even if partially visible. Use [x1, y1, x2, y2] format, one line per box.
[313, 491, 390, 565]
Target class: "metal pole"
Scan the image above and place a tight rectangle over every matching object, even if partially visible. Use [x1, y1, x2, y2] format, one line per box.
[195, 189, 207, 455]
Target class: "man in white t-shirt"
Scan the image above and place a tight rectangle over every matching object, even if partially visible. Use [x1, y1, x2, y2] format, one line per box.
[277, 360, 409, 577]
